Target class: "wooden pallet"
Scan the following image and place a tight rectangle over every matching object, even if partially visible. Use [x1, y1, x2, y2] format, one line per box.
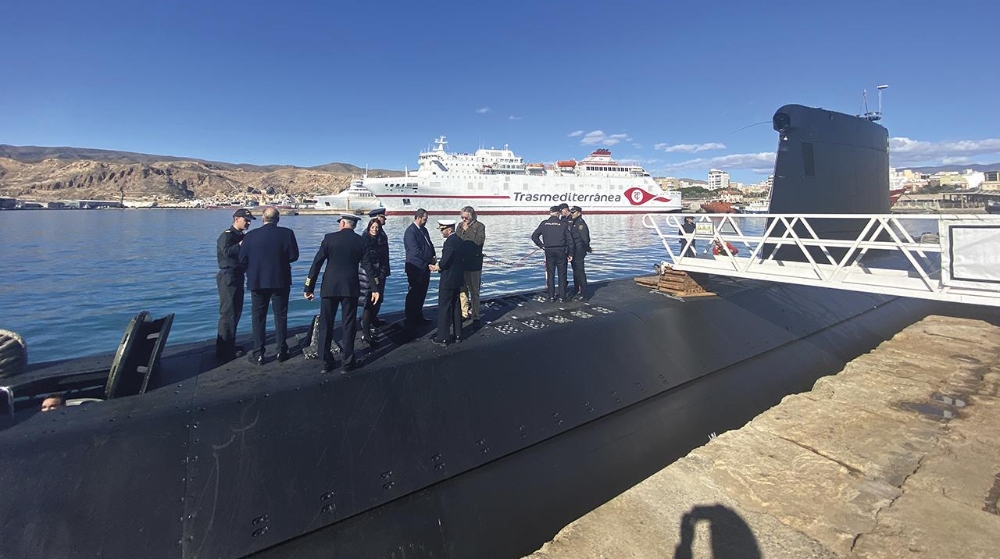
[634, 269, 715, 298]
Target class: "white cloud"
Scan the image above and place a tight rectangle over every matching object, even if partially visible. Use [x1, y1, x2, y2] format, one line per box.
[656, 142, 726, 153]
[631, 142, 642, 149]
[653, 142, 669, 150]
[567, 130, 584, 137]
[475, 107, 492, 114]
[508, 115, 523, 120]
[889, 137, 1000, 167]
[578, 130, 632, 146]
[663, 152, 776, 173]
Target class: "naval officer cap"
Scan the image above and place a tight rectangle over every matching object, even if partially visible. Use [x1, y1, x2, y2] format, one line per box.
[233, 208, 256, 220]
[339, 214, 361, 225]
[368, 207, 386, 218]
[437, 219, 457, 230]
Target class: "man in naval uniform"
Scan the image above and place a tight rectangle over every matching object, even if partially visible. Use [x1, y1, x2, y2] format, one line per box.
[304, 214, 367, 374]
[367, 207, 390, 326]
[531, 205, 573, 302]
[216, 208, 254, 360]
[568, 205, 592, 300]
[239, 207, 299, 365]
[432, 220, 466, 347]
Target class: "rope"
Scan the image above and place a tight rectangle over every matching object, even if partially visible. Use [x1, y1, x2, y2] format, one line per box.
[482, 247, 542, 268]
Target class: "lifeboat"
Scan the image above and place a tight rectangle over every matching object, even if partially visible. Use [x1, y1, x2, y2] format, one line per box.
[557, 160, 577, 168]
[700, 200, 737, 214]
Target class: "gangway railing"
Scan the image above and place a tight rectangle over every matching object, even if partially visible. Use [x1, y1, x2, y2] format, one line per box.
[642, 213, 1000, 307]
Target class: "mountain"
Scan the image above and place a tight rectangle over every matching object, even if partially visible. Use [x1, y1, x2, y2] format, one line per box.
[0, 145, 397, 202]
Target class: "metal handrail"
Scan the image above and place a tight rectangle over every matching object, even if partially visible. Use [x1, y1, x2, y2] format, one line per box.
[643, 213, 1000, 307]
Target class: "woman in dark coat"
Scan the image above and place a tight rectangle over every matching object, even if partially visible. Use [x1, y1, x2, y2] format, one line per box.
[360, 218, 387, 344]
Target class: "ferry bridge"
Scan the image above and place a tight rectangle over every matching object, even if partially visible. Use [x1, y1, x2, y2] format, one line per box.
[643, 213, 1000, 307]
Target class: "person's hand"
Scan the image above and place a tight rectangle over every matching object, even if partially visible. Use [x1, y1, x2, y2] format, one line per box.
[371, 292, 380, 304]
[429, 264, 439, 272]
[568, 255, 573, 262]
[304, 292, 314, 301]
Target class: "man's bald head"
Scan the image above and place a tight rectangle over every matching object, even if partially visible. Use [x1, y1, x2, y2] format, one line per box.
[262, 207, 279, 223]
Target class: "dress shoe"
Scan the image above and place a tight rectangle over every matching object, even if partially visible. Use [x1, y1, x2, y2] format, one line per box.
[431, 339, 448, 348]
[248, 354, 265, 366]
[341, 362, 357, 374]
[320, 362, 337, 374]
[276, 350, 290, 363]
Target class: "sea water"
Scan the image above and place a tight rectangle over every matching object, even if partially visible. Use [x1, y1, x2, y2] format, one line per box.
[2, 209, 719, 362]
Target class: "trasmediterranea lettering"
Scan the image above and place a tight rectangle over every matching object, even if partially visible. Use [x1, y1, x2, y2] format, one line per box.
[512, 192, 622, 203]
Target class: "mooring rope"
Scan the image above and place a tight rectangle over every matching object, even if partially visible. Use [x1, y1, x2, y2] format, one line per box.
[482, 248, 542, 268]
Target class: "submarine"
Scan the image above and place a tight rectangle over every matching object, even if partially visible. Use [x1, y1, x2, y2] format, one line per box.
[0, 105, 958, 559]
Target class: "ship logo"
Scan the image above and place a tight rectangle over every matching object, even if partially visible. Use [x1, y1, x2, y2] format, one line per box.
[624, 187, 673, 206]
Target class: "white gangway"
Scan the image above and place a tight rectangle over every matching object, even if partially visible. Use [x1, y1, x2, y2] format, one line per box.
[642, 213, 1000, 307]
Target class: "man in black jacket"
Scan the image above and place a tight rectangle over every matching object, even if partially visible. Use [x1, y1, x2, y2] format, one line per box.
[215, 208, 254, 359]
[432, 220, 465, 347]
[304, 214, 367, 374]
[567, 206, 592, 300]
[367, 207, 390, 325]
[531, 206, 573, 302]
[238, 207, 299, 365]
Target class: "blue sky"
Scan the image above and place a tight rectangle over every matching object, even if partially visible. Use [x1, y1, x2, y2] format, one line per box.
[2, 0, 998, 183]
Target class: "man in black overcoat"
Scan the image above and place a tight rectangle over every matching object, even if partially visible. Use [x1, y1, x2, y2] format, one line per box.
[304, 214, 367, 374]
[239, 207, 299, 365]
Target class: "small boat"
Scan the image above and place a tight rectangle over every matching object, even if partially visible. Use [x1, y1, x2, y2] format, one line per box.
[314, 177, 382, 212]
[700, 200, 737, 213]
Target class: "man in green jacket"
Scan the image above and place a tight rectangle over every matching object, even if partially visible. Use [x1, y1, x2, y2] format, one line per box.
[456, 205, 486, 327]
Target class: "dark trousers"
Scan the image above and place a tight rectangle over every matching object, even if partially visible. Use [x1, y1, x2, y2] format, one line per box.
[250, 287, 289, 357]
[405, 262, 431, 324]
[544, 249, 569, 300]
[571, 251, 587, 297]
[436, 286, 463, 343]
[370, 280, 386, 319]
[216, 270, 244, 352]
[318, 296, 358, 367]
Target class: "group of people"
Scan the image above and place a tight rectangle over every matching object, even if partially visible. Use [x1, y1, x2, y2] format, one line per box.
[531, 202, 592, 302]
[214, 202, 593, 374]
[214, 205, 488, 374]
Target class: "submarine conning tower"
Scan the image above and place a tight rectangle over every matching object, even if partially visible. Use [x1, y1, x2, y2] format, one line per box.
[767, 104, 890, 260]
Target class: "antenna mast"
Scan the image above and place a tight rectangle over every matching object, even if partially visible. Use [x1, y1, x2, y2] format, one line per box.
[861, 84, 889, 122]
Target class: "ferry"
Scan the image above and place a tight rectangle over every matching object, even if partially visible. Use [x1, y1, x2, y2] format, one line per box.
[362, 136, 682, 215]
[314, 177, 382, 212]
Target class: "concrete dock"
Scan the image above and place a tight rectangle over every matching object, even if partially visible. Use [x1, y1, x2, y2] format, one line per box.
[525, 315, 1000, 558]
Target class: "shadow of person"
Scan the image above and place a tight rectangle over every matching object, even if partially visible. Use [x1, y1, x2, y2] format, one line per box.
[673, 504, 761, 559]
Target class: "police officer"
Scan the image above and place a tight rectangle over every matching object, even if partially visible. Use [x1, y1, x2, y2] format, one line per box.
[531, 205, 574, 302]
[216, 208, 254, 359]
[304, 214, 367, 374]
[367, 207, 390, 325]
[558, 202, 571, 221]
[568, 205, 591, 300]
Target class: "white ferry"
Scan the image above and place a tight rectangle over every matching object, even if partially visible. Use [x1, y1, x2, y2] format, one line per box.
[362, 136, 682, 215]
[314, 177, 382, 212]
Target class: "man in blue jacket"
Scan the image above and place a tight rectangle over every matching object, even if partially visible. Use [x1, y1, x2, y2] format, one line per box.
[239, 207, 299, 365]
[304, 214, 367, 374]
[403, 208, 437, 328]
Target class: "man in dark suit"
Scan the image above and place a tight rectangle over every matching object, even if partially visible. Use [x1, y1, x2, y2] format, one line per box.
[304, 214, 368, 374]
[431, 220, 466, 347]
[238, 207, 299, 365]
[403, 208, 437, 328]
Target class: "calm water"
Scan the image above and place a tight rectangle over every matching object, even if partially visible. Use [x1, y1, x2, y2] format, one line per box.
[0, 210, 682, 362]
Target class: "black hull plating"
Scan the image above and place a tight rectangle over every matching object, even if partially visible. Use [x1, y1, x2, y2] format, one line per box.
[0, 279, 938, 559]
